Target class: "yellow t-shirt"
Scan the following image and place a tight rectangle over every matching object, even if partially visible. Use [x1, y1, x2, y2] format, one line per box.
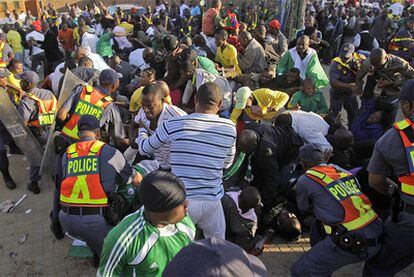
[118, 22, 134, 34]
[230, 89, 289, 124]
[129, 86, 144, 113]
[215, 44, 241, 77]
[129, 86, 173, 113]
[7, 30, 23, 53]
[7, 73, 22, 104]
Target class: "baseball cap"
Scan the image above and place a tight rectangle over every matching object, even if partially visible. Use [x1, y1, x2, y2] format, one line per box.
[299, 143, 325, 163]
[139, 171, 186, 213]
[163, 237, 268, 277]
[87, 27, 95, 34]
[78, 115, 100, 131]
[400, 79, 414, 101]
[269, 19, 281, 29]
[0, 69, 10, 78]
[99, 69, 120, 86]
[235, 87, 253, 109]
[20, 71, 40, 85]
[163, 34, 179, 52]
[340, 43, 355, 59]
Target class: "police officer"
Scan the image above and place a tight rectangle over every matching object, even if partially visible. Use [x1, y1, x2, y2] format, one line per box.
[363, 80, 414, 275]
[291, 143, 383, 276]
[389, 17, 414, 62]
[59, 115, 139, 263]
[356, 48, 414, 121]
[50, 69, 126, 239]
[329, 43, 365, 125]
[18, 71, 57, 194]
[0, 69, 16, 189]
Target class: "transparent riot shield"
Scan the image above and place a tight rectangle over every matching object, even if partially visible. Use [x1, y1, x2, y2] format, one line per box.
[0, 89, 43, 167]
[40, 70, 86, 176]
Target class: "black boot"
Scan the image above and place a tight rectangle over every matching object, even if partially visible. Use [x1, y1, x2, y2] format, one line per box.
[27, 181, 40, 194]
[8, 142, 23, 155]
[3, 173, 16, 189]
[0, 167, 16, 189]
[50, 220, 64, 240]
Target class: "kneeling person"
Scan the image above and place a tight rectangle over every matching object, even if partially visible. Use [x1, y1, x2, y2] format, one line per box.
[291, 143, 383, 276]
[59, 115, 139, 259]
[98, 171, 195, 276]
[18, 71, 57, 194]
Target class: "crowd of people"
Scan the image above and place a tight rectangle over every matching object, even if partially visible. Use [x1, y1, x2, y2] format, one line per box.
[0, 0, 413, 275]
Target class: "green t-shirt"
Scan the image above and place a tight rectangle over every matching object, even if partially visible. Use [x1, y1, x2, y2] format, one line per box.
[96, 33, 114, 58]
[288, 90, 329, 116]
[197, 56, 219, 75]
[98, 208, 195, 277]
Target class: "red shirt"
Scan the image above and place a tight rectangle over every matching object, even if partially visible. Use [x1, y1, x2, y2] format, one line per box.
[202, 8, 219, 36]
[58, 28, 75, 51]
[228, 35, 243, 53]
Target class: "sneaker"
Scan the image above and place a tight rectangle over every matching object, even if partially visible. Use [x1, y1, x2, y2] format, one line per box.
[27, 181, 40, 194]
[3, 176, 16, 190]
[50, 220, 64, 240]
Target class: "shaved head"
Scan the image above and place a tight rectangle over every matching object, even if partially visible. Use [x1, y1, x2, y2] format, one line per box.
[239, 31, 253, 48]
[238, 129, 259, 154]
[370, 48, 387, 69]
[296, 35, 310, 56]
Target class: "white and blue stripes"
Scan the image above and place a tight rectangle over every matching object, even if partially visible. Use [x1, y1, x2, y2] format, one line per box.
[138, 113, 237, 201]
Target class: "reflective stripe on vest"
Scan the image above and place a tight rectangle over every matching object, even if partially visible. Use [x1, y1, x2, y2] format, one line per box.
[394, 118, 414, 196]
[0, 42, 7, 68]
[391, 37, 414, 43]
[331, 53, 365, 75]
[27, 93, 57, 127]
[60, 140, 108, 206]
[306, 165, 378, 231]
[61, 86, 113, 140]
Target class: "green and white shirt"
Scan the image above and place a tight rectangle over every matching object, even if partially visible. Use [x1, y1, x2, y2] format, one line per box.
[97, 208, 195, 277]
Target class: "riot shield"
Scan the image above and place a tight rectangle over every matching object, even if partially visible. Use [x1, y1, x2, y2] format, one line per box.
[40, 70, 86, 176]
[0, 89, 43, 167]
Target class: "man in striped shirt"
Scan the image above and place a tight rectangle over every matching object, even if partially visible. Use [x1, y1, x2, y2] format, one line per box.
[98, 171, 195, 277]
[138, 82, 237, 238]
[126, 81, 186, 169]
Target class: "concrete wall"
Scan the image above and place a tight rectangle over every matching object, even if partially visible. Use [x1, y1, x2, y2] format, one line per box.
[0, 0, 26, 18]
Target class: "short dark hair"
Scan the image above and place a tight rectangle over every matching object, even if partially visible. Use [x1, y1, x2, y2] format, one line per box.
[216, 30, 229, 40]
[212, 0, 221, 8]
[78, 56, 93, 67]
[196, 82, 222, 107]
[142, 82, 164, 99]
[274, 113, 292, 126]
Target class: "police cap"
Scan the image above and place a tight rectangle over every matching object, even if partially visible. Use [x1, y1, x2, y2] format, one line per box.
[78, 115, 100, 131]
[299, 143, 324, 163]
[99, 69, 120, 86]
[400, 79, 414, 101]
[20, 71, 40, 85]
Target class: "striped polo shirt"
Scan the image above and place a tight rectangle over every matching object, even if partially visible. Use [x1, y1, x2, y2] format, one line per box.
[135, 103, 187, 170]
[138, 113, 237, 201]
